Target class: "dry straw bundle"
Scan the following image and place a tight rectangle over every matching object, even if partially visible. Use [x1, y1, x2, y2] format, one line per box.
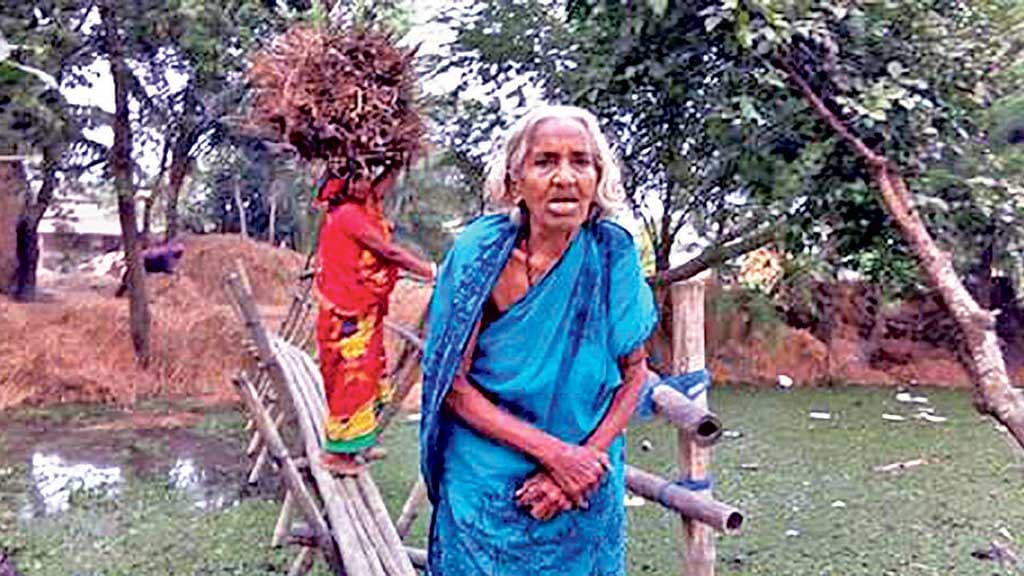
[247, 25, 423, 178]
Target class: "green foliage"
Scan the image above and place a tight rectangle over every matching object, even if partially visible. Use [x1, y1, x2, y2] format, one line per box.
[386, 153, 482, 260]
[437, 1, 801, 270]
[700, 0, 1024, 295]
[711, 284, 787, 343]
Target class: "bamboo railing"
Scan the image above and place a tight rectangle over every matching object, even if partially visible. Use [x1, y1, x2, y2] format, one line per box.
[228, 264, 742, 575]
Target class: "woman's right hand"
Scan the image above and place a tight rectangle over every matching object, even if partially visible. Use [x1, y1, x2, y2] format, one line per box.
[538, 442, 609, 507]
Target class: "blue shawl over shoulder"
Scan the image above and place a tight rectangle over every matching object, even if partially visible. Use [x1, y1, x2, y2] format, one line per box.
[419, 213, 657, 503]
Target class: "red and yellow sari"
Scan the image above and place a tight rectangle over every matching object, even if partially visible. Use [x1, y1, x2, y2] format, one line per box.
[315, 201, 398, 454]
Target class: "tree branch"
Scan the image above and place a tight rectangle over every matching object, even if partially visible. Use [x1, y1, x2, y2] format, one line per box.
[649, 224, 777, 286]
[776, 52, 1024, 451]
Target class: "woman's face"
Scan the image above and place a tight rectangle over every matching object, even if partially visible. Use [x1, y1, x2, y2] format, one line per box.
[516, 118, 599, 234]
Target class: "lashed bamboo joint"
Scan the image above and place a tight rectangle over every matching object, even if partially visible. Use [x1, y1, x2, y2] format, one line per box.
[625, 466, 743, 535]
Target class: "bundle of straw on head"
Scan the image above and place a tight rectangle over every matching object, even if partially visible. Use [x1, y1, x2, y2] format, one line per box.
[247, 25, 423, 181]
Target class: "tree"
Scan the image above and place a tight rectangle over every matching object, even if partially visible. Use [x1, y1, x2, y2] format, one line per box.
[435, 1, 801, 275]
[699, 0, 1024, 447]
[100, 1, 152, 367]
[1, 3, 108, 300]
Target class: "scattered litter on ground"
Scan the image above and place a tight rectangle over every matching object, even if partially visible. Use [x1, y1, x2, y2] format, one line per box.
[830, 500, 847, 509]
[896, 392, 929, 404]
[639, 439, 654, 452]
[915, 412, 948, 424]
[874, 458, 928, 473]
[740, 463, 760, 471]
[809, 411, 832, 420]
[970, 541, 1020, 568]
[723, 430, 743, 439]
[624, 493, 646, 507]
[882, 413, 907, 422]
[776, 374, 793, 389]
[785, 529, 800, 538]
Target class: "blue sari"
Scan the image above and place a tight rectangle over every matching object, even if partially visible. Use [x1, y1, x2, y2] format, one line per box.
[420, 214, 657, 576]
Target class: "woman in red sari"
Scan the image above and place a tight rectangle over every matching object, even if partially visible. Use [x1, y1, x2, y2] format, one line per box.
[314, 172, 435, 475]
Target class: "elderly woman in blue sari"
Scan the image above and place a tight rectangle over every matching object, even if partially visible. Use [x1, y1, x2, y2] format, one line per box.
[420, 105, 658, 575]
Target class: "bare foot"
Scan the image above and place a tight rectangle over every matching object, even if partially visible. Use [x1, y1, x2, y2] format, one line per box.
[320, 451, 365, 476]
[362, 446, 388, 462]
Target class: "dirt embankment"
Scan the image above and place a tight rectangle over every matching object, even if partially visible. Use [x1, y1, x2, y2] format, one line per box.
[707, 281, 1024, 388]
[6, 232, 1021, 411]
[1, 233, 433, 412]
[0, 235, 306, 410]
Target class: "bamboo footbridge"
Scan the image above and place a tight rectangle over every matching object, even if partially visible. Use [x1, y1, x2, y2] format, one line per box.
[225, 263, 744, 576]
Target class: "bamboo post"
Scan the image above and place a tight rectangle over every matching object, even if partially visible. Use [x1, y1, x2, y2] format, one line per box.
[395, 477, 428, 541]
[234, 375, 343, 573]
[273, 490, 296, 547]
[405, 547, 427, 571]
[287, 547, 316, 576]
[249, 410, 287, 484]
[671, 279, 714, 576]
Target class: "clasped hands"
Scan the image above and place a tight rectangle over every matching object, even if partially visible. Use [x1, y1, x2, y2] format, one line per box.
[515, 442, 609, 521]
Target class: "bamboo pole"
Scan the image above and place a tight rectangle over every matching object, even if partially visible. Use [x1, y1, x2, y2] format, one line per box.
[671, 279, 714, 576]
[651, 385, 722, 448]
[280, 346, 392, 576]
[405, 547, 427, 571]
[249, 409, 287, 484]
[625, 465, 742, 534]
[234, 375, 343, 573]
[287, 547, 316, 576]
[227, 276, 352, 574]
[339, 478, 400, 576]
[376, 350, 422, 434]
[355, 472, 418, 574]
[274, 344, 375, 576]
[273, 490, 296, 548]
[279, 339, 417, 575]
[395, 477, 428, 541]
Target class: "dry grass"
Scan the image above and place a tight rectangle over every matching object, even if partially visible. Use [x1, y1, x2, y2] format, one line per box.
[0, 234, 308, 411]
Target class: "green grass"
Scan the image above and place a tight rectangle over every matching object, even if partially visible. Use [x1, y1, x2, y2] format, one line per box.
[1, 386, 1022, 575]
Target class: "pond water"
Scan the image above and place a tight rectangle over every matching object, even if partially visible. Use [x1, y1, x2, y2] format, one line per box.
[0, 406, 271, 521]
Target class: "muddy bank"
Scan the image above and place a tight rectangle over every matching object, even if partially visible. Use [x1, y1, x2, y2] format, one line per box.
[707, 281, 1024, 388]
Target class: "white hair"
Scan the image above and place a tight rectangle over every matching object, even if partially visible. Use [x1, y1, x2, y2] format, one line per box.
[482, 105, 625, 219]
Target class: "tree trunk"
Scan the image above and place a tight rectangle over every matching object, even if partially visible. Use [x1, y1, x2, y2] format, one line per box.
[102, 2, 151, 369]
[163, 130, 193, 242]
[9, 143, 59, 301]
[268, 185, 277, 245]
[650, 226, 776, 287]
[0, 161, 28, 295]
[780, 58, 1024, 450]
[234, 177, 248, 238]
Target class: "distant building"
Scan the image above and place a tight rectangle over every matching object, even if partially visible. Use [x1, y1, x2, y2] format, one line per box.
[38, 195, 156, 271]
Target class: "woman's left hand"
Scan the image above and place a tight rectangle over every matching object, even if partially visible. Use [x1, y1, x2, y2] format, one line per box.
[516, 472, 572, 521]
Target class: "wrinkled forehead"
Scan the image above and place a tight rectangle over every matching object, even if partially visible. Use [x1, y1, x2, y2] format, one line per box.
[526, 116, 595, 152]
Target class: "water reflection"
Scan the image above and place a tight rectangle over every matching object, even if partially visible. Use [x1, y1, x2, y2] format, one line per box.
[167, 457, 233, 510]
[25, 453, 123, 516]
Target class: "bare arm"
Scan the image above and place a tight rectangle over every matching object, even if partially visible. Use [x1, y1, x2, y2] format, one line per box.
[585, 346, 649, 452]
[352, 224, 434, 280]
[516, 346, 648, 519]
